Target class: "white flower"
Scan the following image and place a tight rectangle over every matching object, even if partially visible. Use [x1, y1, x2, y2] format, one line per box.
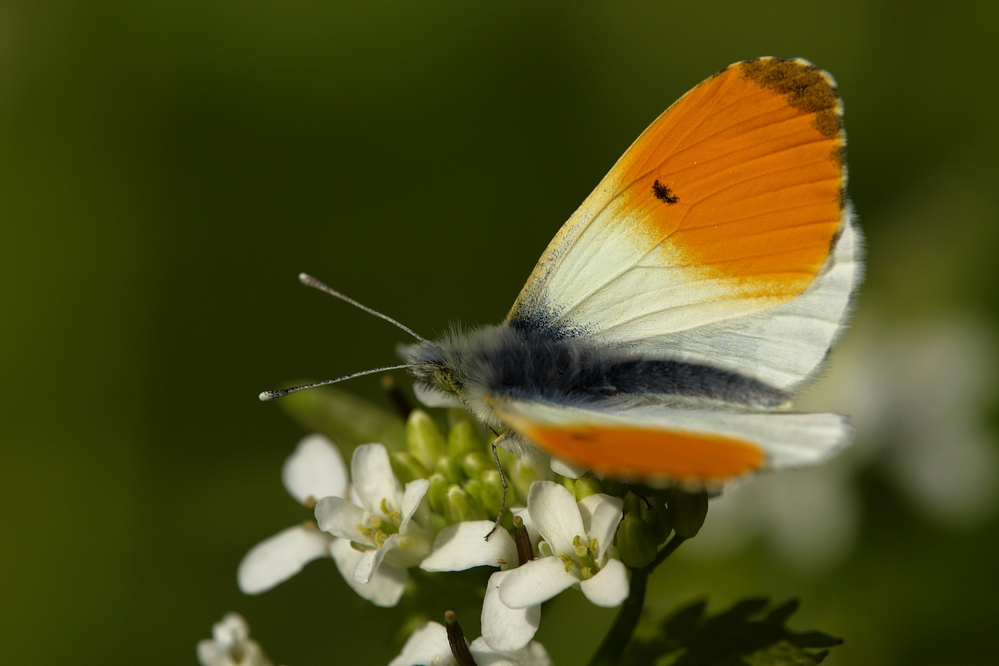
[498, 481, 628, 613]
[197, 613, 273, 666]
[315, 443, 436, 605]
[238, 435, 408, 607]
[420, 521, 540, 651]
[390, 620, 552, 666]
[238, 435, 344, 594]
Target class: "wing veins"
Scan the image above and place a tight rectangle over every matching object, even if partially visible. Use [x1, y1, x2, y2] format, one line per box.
[553, 205, 837, 324]
[683, 167, 839, 214]
[619, 107, 837, 215]
[664, 134, 836, 185]
[587, 284, 814, 337]
[682, 211, 837, 235]
[631, 71, 739, 175]
[513, 67, 845, 329]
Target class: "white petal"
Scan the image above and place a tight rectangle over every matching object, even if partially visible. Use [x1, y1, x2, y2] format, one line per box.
[577, 494, 624, 561]
[399, 478, 431, 533]
[353, 530, 425, 583]
[550, 457, 587, 478]
[389, 621, 456, 666]
[421, 521, 518, 572]
[352, 534, 396, 584]
[351, 444, 403, 514]
[470, 638, 553, 666]
[314, 496, 367, 541]
[330, 538, 407, 607]
[481, 570, 540, 652]
[197, 639, 271, 666]
[199, 614, 273, 666]
[196, 641, 227, 666]
[282, 434, 348, 505]
[499, 557, 577, 608]
[211, 612, 249, 646]
[580, 558, 629, 607]
[527, 481, 585, 555]
[237, 524, 332, 594]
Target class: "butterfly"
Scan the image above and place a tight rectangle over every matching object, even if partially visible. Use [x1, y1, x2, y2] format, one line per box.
[268, 57, 862, 486]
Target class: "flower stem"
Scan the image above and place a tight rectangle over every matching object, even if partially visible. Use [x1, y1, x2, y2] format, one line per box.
[650, 533, 686, 570]
[587, 534, 686, 666]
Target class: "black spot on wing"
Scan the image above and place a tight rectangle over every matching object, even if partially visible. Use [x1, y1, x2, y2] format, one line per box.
[652, 179, 679, 204]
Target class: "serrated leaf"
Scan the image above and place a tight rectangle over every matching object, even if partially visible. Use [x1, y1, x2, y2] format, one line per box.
[719, 598, 770, 621]
[765, 600, 800, 626]
[621, 597, 843, 666]
[744, 640, 830, 666]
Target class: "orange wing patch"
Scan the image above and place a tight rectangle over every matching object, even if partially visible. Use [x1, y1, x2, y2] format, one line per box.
[524, 423, 765, 481]
[616, 57, 844, 302]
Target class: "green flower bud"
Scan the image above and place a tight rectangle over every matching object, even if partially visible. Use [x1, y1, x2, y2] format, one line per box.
[617, 512, 658, 568]
[448, 420, 482, 457]
[406, 409, 446, 469]
[390, 451, 429, 485]
[477, 469, 506, 516]
[435, 456, 464, 485]
[461, 451, 492, 479]
[431, 513, 447, 533]
[463, 478, 486, 507]
[443, 484, 488, 524]
[668, 487, 709, 539]
[427, 472, 450, 515]
[572, 475, 603, 500]
[640, 494, 672, 544]
[510, 455, 547, 501]
[623, 491, 644, 515]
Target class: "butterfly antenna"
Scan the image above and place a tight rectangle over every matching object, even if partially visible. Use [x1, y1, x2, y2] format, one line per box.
[259, 364, 420, 401]
[298, 272, 433, 345]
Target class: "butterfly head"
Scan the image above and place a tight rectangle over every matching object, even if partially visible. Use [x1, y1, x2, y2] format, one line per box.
[401, 334, 474, 410]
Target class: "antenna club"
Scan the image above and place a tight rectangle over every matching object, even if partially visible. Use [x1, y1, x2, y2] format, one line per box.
[257, 364, 419, 403]
[294, 273, 431, 344]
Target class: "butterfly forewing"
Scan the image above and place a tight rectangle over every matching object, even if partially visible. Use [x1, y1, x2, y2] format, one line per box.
[507, 58, 859, 389]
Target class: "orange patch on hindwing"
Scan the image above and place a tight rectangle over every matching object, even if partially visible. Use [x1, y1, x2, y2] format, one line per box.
[529, 423, 765, 481]
[617, 57, 845, 302]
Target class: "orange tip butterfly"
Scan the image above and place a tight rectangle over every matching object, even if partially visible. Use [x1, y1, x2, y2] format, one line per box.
[272, 57, 863, 486]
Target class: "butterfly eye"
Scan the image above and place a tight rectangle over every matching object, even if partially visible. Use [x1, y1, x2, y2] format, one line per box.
[433, 369, 461, 395]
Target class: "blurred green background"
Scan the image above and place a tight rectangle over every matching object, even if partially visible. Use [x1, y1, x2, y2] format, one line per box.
[3, 1, 998, 664]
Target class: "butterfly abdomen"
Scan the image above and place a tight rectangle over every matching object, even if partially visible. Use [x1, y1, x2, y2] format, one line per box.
[458, 325, 789, 411]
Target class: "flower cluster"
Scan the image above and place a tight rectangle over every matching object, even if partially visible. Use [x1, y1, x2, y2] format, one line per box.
[191, 377, 858, 666]
[226, 388, 690, 664]
[197, 613, 272, 666]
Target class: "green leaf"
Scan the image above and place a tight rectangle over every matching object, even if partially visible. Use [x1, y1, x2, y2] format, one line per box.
[278, 384, 406, 454]
[621, 597, 842, 666]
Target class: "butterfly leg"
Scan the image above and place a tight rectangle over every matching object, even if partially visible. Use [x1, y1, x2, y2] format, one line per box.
[484, 432, 510, 541]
